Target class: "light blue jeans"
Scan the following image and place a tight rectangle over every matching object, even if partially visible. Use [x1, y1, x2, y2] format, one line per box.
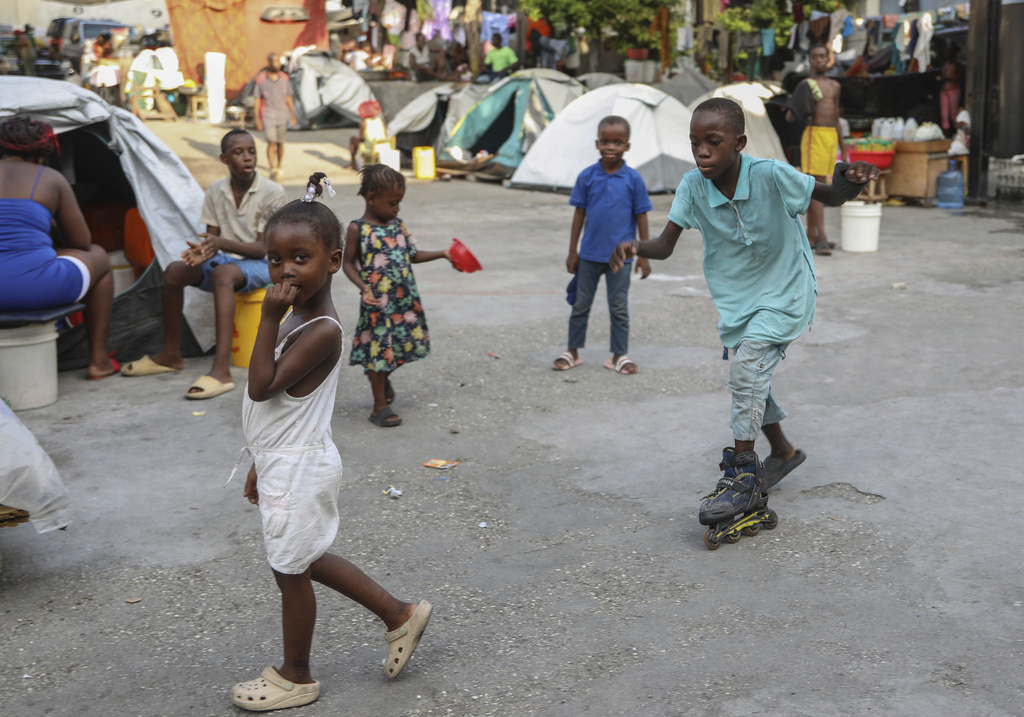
[727, 340, 789, 441]
[568, 258, 631, 356]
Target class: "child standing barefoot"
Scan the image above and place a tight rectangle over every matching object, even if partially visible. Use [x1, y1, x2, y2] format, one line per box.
[232, 173, 431, 712]
[341, 165, 452, 427]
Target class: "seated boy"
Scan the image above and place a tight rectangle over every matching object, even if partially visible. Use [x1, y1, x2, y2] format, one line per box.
[478, 33, 518, 83]
[121, 129, 286, 399]
[609, 98, 879, 537]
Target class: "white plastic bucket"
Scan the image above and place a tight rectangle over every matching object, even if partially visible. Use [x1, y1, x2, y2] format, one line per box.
[840, 201, 882, 253]
[624, 60, 644, 82]
[204, 52, 226, 83]
[0, 322, 59, 410]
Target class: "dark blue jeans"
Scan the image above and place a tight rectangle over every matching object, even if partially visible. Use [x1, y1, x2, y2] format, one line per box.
[568, 258, 631, 356]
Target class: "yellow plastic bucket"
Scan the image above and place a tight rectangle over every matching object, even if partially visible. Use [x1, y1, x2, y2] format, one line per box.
[414, 146, 436, 180]
[231, 288, 266, 368]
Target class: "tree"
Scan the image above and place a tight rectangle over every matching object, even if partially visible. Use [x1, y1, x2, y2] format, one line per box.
[520, 0, 662, 58]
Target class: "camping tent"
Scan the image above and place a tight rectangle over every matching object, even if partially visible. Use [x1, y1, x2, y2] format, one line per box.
[658, 66, 719, 107]
[440, 68, 585, 175]
[578, 72, 626, 90]
[0, 77, 217, 356]
[385, 82, 489, 154]
[689, 82, 787, 163]
[510, 83, 697, 194]
[232, 52, 376, 129]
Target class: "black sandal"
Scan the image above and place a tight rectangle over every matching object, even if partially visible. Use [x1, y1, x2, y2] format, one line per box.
[813, 241, 833, 256]
[369, 406, 402, 427]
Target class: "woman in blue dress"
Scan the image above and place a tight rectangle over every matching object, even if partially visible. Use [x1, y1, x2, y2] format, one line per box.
[0, 115, 117, 379]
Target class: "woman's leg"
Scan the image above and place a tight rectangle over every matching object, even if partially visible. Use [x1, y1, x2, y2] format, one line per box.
[367, 370, 400, 423]
[58, 244, 114, 378]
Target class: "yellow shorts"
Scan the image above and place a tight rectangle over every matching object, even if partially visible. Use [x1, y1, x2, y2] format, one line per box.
[800, 126, 838, 177]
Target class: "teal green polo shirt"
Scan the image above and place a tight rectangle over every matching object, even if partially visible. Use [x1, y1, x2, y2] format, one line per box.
[668, 154, 817, 348]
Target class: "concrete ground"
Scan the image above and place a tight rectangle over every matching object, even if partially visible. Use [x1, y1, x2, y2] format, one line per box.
[2, 119, 1023, 717]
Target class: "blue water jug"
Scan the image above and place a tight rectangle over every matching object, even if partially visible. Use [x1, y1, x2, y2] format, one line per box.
[937, 160, 965, 209]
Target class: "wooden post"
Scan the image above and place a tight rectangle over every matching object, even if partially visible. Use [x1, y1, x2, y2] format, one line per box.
[466, 0, 483, 76]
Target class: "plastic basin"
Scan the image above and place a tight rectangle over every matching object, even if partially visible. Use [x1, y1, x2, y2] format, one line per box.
[847, 150, 896, 170]
[450, 238, 482, 273]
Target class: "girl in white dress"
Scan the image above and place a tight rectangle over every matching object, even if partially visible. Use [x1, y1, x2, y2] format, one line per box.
[231, 172, 432, 712]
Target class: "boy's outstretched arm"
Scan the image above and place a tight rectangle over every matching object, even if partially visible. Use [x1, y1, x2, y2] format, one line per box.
[610, 220, 683, 273]
[813, 161, 880, 206]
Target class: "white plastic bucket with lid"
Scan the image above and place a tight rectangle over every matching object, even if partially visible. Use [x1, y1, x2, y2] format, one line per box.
[624, 60, 644, 82]
[840, 201, 882, 252]
[0, 321, 60, 410]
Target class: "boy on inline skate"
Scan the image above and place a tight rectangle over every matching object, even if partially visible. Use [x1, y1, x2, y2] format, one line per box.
[609, 98, 879, 546]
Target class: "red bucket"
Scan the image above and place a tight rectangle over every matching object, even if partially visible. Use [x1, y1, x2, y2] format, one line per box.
[450, 238, 482, 273]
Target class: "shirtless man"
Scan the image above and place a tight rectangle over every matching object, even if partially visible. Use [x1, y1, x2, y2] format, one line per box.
[785, 44, 847, 256]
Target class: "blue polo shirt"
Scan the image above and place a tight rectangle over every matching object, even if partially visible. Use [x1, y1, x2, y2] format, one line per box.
[668, 154, 817, 348]
[569, 160, 653, 263]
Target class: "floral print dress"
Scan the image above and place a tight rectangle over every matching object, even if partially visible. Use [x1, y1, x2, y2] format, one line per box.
[349, 218, 430, 373]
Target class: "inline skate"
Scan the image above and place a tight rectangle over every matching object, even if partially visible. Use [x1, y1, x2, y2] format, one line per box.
[699, 448, 778, 550]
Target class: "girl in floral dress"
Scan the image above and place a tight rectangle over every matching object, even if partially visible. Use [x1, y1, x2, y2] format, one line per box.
[342, 165, 452, 427]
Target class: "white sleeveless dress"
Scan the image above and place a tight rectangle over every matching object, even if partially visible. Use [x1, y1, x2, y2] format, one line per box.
[240, 315, 345, 574]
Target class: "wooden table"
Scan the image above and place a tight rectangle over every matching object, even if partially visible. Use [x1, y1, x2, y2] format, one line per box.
[887, 139, 953, 206]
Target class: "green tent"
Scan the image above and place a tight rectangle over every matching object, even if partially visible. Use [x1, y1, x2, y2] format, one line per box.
[440, 68, 585, 175]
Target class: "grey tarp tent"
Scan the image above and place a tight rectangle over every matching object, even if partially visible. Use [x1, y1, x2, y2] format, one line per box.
[510, 83, 696, 194]
[0, 77, 221, 355]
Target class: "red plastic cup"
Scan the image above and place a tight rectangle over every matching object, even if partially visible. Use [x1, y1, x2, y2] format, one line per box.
[449, 238, 482, 273]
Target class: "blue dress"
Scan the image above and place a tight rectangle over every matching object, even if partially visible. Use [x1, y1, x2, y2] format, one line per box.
[0, 169, 87, 310]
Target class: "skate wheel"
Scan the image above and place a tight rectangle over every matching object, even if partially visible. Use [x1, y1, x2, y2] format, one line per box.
[703, 530, 721, 551]
[742, 523, 761, 537]
[763, 509, 779, 530]
[725, 530, 741, 543]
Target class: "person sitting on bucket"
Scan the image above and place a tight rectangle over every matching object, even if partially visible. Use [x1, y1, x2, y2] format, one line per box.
[121, 129, 286, 399]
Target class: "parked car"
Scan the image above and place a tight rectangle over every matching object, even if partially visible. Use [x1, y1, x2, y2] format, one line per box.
[52, 18, 137, 74]
[0, 35, 70, 80]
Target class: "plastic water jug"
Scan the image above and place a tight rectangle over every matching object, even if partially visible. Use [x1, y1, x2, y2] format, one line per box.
[936, 160, 965, 209]
[903, 117, 918, 138]
[893, 117, 905, 141]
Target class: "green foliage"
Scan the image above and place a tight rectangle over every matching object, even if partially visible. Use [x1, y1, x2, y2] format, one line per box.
[520, 0, 662, 56]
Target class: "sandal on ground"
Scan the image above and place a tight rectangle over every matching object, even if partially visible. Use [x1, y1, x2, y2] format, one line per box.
[603, 355, 638, 374]
[383, 600, 432, 679]
[369, 406, 402, 427]
[120, 355, 181, 377]
[552, 351, 583, 371]
[813, 242, 833, 256]
[762, 449, 807, 492]
[184, 375, 235, 400]
[231, 666, 319, 712]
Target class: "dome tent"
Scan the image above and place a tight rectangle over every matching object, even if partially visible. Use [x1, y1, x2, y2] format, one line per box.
[385, 82, 489, 154]
[439, 68, 585, 176]
[510, 83, 697, 194]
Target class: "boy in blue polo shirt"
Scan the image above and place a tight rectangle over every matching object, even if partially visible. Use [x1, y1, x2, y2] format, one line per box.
[610, 98, 879, 542]
[552, 115, 652, 375]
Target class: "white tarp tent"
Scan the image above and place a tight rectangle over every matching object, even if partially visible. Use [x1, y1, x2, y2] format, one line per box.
[578, 72, 627, 90]
[689, 82, 787, 163]
[0, 77, 218, 349]
[510, 83, 697, 194]
[658, 66, 720, 107]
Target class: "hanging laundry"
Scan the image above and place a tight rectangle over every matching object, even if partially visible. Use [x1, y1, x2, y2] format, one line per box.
[432, 0, 452, 41]
[912, 13, 934, 70]
[480, 11, 513, 45]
